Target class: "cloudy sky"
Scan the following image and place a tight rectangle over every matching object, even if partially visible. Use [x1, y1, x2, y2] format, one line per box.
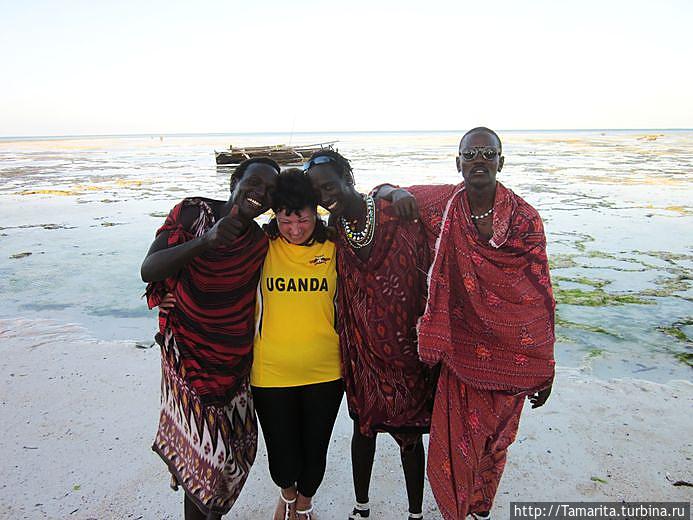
[1, 0, 691, 136]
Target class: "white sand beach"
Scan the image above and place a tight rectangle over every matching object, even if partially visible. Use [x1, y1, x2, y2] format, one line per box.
[2, 318, 691, 520]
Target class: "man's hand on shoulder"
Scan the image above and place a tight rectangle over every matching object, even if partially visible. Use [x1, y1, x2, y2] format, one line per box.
[379, 187, 419, 222]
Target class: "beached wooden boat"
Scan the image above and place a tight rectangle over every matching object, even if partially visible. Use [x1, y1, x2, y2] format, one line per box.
[214, 141, 337, 166]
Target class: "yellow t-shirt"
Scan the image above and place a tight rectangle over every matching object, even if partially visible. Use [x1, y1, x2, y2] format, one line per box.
[251, 237, 340, 387]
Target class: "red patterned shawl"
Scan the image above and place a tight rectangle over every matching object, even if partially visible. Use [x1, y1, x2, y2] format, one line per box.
[410, 182, 555, 393]
[335, 199, 436, 441]
[146, 198, 268, 405]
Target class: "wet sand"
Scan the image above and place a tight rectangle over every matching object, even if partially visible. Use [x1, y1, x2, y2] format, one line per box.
[2, 319, 691, 519]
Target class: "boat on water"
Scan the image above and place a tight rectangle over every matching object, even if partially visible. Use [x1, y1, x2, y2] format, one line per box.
[214, 141, 337, 166]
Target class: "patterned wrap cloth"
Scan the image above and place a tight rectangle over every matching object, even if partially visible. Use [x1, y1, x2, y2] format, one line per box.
[335, 198, 437, 446]
[146, 198, 267, 515]
[407, 182, 555, 518]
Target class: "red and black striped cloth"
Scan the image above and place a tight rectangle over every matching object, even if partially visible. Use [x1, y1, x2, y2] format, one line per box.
[146, 198, 268, 405]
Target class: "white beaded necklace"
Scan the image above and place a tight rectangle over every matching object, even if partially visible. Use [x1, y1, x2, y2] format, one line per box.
[470, 207, 494, 220]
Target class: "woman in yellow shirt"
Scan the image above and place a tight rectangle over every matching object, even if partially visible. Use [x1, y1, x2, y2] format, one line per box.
[251, 168, 342, 520]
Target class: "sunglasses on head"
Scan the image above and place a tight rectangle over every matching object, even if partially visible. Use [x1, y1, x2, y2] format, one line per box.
[303, 155, 336, 171]
[459, 147, 500, 162]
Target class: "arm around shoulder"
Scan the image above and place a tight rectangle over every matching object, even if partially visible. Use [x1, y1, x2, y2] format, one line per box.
[372, 184, 419, 221]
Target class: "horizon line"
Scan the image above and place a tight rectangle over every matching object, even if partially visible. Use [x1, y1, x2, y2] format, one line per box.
[1, 127, 692, 141]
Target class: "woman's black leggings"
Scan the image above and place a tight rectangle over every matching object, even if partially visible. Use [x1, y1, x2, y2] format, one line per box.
[252, 379, 344, 498]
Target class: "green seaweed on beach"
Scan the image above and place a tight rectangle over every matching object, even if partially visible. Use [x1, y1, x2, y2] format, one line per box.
[658, 326, 689, 342]
[554, 331, 574, 343]
[10, 252, 32, 259]
[18, 184, 104, 196]
[640, 274, 693, 300]
[554, 276, 610, 289]
[590, 476, 608, 484]
[549, 254, 578, 269]
[639, 251, 693, 264]
[554, 286, 651, 306]
[586, 348, 605, 359]
[586, 250, 660, 270]
[657, 317, 693, 343]
[658, 318, 692, 367]
[555, 317, 620, 338]
[673, 352, 693, 367]
[586, 250, 617, 260]
[663, 205, 692, 216]
[573, 234, 595, 252]
[148, 212, 168, 218]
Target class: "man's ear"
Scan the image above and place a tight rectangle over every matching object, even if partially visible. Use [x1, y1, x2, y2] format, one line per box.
[456, 155, 461, 172]
[498, 155, 505, 172]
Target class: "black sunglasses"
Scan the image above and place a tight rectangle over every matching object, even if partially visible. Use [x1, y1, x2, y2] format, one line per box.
[303, 155, 336, 171]
[459, 147, 500, 161]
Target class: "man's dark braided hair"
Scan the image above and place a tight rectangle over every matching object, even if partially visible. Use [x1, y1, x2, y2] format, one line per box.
[305, 149, 355, 185]
[460, 127, 503, 153]
[230, 157, 280, 192]
[265, 168, 329, 243]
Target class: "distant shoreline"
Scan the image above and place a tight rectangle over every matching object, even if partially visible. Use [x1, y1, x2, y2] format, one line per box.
[2, 128, 693, 143]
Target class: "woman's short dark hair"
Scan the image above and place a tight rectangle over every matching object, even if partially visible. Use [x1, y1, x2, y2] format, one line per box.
[230, 157, 280, 192]
[266, 168, 329, 243]
[305, 149, 354, 185]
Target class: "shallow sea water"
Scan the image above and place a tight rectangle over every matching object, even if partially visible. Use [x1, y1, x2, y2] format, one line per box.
[1, 130, 691, 382]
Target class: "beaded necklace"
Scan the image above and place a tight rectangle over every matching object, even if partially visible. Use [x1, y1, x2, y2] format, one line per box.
[470, 207, 494, 220]
[340, 194, 376, 249]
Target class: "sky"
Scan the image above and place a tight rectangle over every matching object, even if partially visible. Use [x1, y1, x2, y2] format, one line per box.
[1, 0, 692, 136]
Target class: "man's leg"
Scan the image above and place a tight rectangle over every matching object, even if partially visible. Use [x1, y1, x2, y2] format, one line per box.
[184, 493, 221, 520]
[351, 420, 376, 516]
[400, 436, 425, 517]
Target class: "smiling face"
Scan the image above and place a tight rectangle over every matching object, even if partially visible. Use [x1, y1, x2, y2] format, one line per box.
[231, 163, 278, 219]
[456, 130, 505, 191]
[306, 164, 353, 217]
[276, 207, 317, 244]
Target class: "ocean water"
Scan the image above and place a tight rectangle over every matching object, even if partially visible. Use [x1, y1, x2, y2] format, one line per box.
[1, 130, 691, 382]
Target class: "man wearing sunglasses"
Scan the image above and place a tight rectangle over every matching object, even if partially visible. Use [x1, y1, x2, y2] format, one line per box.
[377, 127, 555, 520]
